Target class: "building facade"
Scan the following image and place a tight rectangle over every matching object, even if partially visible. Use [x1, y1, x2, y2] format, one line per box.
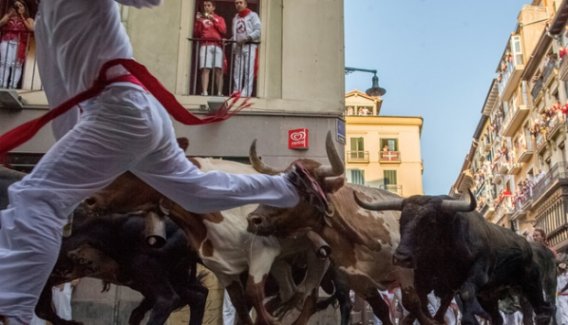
[453, 0, 568, 254]
[345, 90, 424, 197]
[0, 1, 346, 323]
[0, 0, 346, 169]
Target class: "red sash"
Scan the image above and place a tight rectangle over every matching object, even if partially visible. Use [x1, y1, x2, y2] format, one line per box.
[0, 58, 250, 158]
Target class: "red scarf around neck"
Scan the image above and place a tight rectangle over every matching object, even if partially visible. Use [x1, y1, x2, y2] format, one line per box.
[238, 8, 251, 17]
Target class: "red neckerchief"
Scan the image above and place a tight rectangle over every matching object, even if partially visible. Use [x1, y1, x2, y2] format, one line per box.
[238, 8, 251, 18]
[0, 58, 250, 161]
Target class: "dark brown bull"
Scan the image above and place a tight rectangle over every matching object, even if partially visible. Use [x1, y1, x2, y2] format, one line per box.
[355, 189, 556, 325]
[246, 132, 438, 325]
[0, 166, 207, 325]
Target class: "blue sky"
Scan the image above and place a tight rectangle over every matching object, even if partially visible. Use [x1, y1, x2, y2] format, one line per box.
[344, 0, 529, 194]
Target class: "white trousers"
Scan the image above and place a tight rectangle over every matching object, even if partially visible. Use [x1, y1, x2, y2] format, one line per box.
[0, 40, 23, 89]
[232, 44, 256, 97]
[0, 84, 298, 324]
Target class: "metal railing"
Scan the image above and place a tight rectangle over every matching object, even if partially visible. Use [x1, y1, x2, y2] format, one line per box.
[188, 38, 259, 97]
[531, 162, 568, 200]
[346, 151, 369, 163]
[379, 150, 400, 162]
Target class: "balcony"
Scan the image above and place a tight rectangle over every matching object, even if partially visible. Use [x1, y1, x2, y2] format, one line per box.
[531, 162, 568, 201]
[497, 59, 524, 100]
[508, 163, 523, 175]
[531, 78, 544, 100]
[347, 151, 370, 163]
[502, 105, 529, 137]
[542, 58, 557, 86]
[0, 31, 42, 110]
[546, 114, 566, 141]
[188, 38, 259, 97]
[379, 150, 401, 164]
[481, 202, 495, 219]
[535, 133, 547, 153]
[379, 184, 403, 196]
[559, 53, 568, 81]
[516, 141, 534, 163]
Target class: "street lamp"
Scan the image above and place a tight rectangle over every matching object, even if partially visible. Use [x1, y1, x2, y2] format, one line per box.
[345, 66, 386, 97]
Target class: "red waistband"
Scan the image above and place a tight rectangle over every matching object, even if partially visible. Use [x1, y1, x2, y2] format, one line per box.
[0, 58, 252, 159]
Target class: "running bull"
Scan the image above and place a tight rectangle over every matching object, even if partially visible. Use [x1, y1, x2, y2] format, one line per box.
[355, 189, 556, 325]
[246, 132, 438, 325]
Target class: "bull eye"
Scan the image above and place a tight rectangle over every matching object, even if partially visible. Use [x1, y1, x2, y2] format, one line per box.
[85, 197, 97, 206]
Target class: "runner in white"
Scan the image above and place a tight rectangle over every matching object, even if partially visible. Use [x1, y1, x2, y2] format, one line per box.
[0, 1, 325, 323]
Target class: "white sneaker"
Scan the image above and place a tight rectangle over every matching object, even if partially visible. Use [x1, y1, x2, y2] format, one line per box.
[201, 91, 208, 96]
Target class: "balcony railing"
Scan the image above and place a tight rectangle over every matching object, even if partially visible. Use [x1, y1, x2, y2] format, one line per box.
[379, 150, 401, 163]
[516, 140, 533, 163]
[502, 105, 529, 137]
[347, 151, 370, 163]
[188, 38, 259, 97]
[546, 113, 566, 141]
[532, 162, 568, 201]
[497, 59, 523, 99]
[531, 78, 544, 100]
[378, 184, 403, 196]
[542, 58, 556, 84]
[559, 52, 568, 81]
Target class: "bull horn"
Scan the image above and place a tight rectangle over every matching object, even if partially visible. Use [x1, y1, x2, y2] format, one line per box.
[353, 191, 404, 211]
[249, 139, 282, 175]
[440, 189, 476, 212]
[316, 131, 345, 177]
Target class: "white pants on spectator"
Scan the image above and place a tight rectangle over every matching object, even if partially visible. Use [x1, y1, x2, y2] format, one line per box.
[0, 40, 23, 89]
[232, 44, 256, 97]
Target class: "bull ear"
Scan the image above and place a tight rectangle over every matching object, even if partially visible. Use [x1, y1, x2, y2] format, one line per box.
[324, 176, 345, 193]
[440, 188, 476, 212]
[353, 191, 404, 211]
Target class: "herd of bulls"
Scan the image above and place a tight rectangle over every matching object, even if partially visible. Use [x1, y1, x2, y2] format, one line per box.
[0, 132, 561, 325]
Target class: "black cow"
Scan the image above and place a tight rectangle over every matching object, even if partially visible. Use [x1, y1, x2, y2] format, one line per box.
[355, 189, 556, 325]
[0, 167, 207, 325]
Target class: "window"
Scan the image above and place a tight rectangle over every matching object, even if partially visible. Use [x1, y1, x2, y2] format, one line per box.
[510, 35, 523, 66]
[350, 137, 365, 159]
[357, 106, 372, 116]
[348, 169, 365, 185]
[189, 0, 261, 97]
[383, 170, 397, 186]
[380, 138, 398, 151]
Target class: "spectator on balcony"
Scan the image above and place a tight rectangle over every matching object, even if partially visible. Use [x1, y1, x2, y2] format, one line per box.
[194, 0, 226, 96]
[0, 0, 34, 89]
[231, 0, 260, 97]
[382, 145, 389, 152]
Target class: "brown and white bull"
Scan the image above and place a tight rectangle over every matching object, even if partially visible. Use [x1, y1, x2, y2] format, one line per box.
[83, 156, 331, 325]
[246, 132, 437, 325]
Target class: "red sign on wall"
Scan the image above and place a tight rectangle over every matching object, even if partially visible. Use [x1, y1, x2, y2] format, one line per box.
[288, 128, 309, 150]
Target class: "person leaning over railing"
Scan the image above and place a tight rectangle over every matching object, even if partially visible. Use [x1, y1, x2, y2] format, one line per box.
[0, 0, 34, 89]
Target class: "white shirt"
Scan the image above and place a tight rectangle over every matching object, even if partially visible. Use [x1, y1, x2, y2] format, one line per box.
[35, 0, 162, 138]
